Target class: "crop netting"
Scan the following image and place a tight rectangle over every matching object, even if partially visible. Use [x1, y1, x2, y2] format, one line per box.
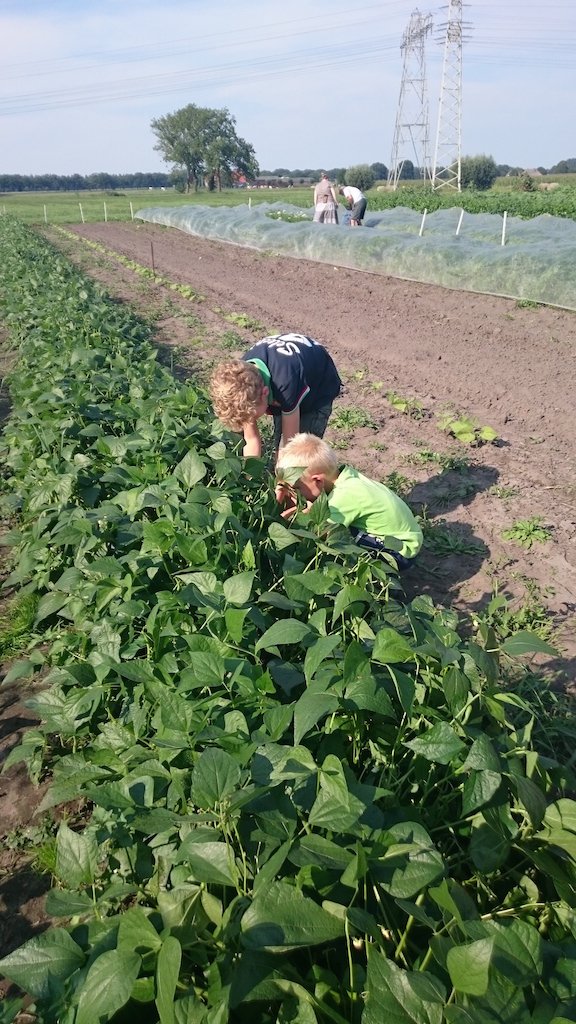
[136, 202, 576, 311]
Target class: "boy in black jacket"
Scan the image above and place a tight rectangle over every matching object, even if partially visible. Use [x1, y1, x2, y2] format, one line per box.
[210, 332, 341, 457]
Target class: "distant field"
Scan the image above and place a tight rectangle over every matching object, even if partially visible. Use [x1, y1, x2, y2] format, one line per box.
[2, 177, 576, 225]
[0, 186, 315, 225]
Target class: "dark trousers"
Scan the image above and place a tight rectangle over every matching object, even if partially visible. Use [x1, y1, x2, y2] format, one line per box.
[273, 402, 334, 450]
[350, 528, 416, 571]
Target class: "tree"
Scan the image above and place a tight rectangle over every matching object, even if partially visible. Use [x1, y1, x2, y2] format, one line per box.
[397, 160, 415, 180]
[345, 164, 375, 191]
[460, 154, 498, 190]
[370, 162, 388, 181]
[150, 104, 259, 192]
[549, 159, 571, 174]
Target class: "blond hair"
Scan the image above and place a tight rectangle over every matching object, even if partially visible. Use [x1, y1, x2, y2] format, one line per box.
[209, 360, 265, 430]
[276, 433, 339, 479]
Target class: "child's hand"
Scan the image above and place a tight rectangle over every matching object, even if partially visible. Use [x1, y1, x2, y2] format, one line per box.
[275, 481, 296, 507]
[275, 482, 287, 503]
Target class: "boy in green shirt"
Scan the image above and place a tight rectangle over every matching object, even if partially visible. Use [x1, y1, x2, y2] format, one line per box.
[275, 433, 422, 570]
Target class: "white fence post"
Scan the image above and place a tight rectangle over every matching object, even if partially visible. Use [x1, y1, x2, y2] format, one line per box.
[456, 209, 464, 236]
[79, 203, 85, 224]
[418, 209, 428, 237]
[501, 211, 508, 246]
[130, 201, 134, 221]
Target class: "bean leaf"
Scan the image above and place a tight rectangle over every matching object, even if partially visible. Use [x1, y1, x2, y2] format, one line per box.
[363, 949, 445, 1024]
[241, 881, 345, 951]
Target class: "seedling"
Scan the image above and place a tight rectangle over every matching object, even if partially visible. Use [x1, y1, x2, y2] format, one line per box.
[382, 471, 413, 497]
[213, 308, 267, 332]
[421, 517, 485, 557]
[472, 580, 556, 645]
[502, 516, 552, 549]
[438, 411, 498, 445]
[405, 446, 438, 466]
[489, 484, 519, 500]
[5, 816, 58, 875]
[219, 329, 245, 350]
[386, 390, 425, 419]
[432, 480, 478, 508]
[178, 311, 204, 330]
[405, 447, 472, 473]
[340, 366, 368, 383]
[331, 406, 378, 431]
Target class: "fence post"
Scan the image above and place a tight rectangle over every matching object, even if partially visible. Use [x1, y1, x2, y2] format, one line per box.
[104, 202, 108, 223]
[130, 201, 134, 221]
[79, 203, 85, 224]
[44, 205, 48, 224]
[501, 211, 508, 247]
[418, 208, 428, 237]
[456, 209, 464, 236]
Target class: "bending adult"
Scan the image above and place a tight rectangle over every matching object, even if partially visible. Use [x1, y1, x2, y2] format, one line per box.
[313, 172, 339, 224]
[338, 185, 367, 226]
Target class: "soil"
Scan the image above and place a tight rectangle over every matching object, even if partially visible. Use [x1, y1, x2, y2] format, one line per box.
[0, 216, 574, 975]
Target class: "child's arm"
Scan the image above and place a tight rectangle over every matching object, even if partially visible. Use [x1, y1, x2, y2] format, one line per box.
[280, 409, 300, 449]
[242, 419, 263, 457]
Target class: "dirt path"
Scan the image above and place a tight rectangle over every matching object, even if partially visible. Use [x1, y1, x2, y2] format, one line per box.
[53, 222, 576, 685]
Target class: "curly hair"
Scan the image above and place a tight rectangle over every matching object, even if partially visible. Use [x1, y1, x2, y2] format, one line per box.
[276, 433, 339, 479]
[209, 360, 265, 431]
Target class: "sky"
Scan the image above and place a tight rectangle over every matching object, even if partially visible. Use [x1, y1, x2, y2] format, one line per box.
[0, 0, 574, 176]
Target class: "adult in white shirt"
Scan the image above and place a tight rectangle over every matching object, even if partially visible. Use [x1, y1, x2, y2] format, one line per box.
[338, 185, 367, 226]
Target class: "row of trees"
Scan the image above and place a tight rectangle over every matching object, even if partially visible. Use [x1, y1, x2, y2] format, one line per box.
[263, 162, 389, 182]
[0, 172, 172, 194]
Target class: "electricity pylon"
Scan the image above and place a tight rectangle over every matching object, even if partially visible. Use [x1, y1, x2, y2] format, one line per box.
[388, 9, 433, 190]
[432, 0, 470, 191]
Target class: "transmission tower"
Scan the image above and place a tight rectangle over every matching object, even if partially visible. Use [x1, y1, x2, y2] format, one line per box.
[388, 9, 433, 190]
[431, 0, 470, 191]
